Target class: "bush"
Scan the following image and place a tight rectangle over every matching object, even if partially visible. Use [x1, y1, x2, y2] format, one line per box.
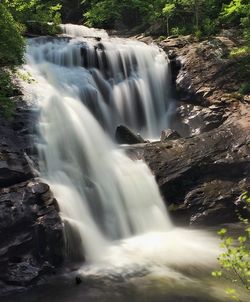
[194, 30, 202, 40]
[170, 27, 186, 36]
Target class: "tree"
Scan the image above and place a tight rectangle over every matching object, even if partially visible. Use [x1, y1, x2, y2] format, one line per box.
[162, 3, 176, 36]
[3, 0, 62, 34]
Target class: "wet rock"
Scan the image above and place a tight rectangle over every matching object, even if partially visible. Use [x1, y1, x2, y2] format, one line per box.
[0, 150, 34, 187]
[0, 180, 64, 287]
[115, 125, 146, 145]
[142, 120, 250, 226]
[161, 129, 180, 142]
[0, 100, 64, 293]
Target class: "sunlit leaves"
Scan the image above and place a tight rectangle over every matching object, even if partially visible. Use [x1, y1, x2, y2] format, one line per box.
[212, 192, 250, 301]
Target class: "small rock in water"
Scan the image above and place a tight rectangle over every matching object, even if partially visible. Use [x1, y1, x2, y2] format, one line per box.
[161, 129, 181, 142]
[75, 276, 82, 285]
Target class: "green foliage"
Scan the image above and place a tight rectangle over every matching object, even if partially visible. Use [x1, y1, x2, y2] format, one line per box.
[239, 83, 250, 95]
[212, 192, 250, 301]
[162, 3, 176, 36]
[0, 4, 25, 67]
[170, 27, 186, 36]
[221, 0, 250, 46]
[0, 69, 16, 118]
[3, 0, 62, 35]
[79, 1, 231, 37]
[194, 30, 202, 40]
[202, 17, 219, 36]
[162, 3, 176, 17]
[83, 0, 120, 28]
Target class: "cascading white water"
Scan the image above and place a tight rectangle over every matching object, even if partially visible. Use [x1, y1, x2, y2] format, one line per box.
[22, 25, 221, 279]
[23, 25, 173, 262]
[28, 25, 172, 138]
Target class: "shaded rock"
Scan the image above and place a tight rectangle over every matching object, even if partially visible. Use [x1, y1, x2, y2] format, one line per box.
[0, 180, 64, 287]
[75, 276, 82, 285]
[115, 125, 146, 145]
[161, 129, 180, 142]
[142, 117, 250, 226]
[0, 150, 34, 187]
[0, 98, 64, 293]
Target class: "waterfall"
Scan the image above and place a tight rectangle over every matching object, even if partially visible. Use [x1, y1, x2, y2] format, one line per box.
[22, 25, 220, 274]
[28, 25, 172, 138]
[23, 25, 173, 262]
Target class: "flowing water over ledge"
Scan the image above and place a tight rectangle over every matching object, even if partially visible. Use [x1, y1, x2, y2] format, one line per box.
[12, 24, 248, 302]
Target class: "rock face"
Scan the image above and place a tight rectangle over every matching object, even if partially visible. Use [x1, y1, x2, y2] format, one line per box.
[133, 33, 250, 226]
[127, 116, 250, 226]
[0, 181, 64, 289]
[137, 108, 250, 226]
[160, 36, 244, 107]
[0, 99, 64, 294]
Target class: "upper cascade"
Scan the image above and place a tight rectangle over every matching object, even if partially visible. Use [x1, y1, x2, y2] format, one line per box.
[27, 24, 172, 138]
[60, 23, 109, 39]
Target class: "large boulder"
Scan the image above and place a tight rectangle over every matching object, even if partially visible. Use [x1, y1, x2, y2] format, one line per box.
[142, 116, 250, 225]
[0, 180, 64, 290]
[115, 125, 146, 145]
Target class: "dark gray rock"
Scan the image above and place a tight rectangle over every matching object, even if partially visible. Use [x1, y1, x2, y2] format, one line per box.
[115, 125, 146, 145]
[142, 122, 250, 226]
[0, 150, 34, 187]
[0, 180, 64, 287]
[0, 100, 64, 294]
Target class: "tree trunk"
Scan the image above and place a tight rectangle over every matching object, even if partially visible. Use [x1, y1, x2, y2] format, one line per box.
[167, 17, 170, 36]
[194, 0, 199, 29]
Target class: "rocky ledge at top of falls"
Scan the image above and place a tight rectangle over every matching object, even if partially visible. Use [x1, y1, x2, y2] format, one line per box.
[132, 32, 250, 225]
[0, 99, 64, 295]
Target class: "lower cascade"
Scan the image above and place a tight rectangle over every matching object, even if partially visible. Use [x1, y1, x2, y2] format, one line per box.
[22, 24, 221, 285]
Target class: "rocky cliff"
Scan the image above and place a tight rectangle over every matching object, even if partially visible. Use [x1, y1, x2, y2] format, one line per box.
[133, 33, 250, 225]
